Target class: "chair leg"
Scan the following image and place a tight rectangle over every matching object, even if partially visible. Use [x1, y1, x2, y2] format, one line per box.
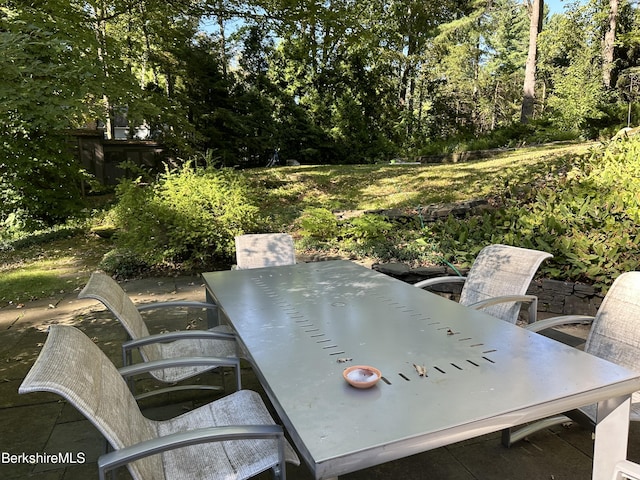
[271, 465, 282, 480]
[102, 440, 116, 480]
[272, 435, 287, 480]
[122, 347, 136, 394]
[502, 415, 572, 447]
[527, 297, 538, 324]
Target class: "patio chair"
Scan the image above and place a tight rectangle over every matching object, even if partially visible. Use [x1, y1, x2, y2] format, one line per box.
[612, 460, 640, 480]
[414, 244, 552, 324]
[234, 233, 296, 270]
[79, 272, 239, 399]
[502, 271, 640, 447]
[19, 325, 300, 480]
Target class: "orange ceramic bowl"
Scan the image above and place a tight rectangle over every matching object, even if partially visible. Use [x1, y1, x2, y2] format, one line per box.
[343, 365, 382, 389]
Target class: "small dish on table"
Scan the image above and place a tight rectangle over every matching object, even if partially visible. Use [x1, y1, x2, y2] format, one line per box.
[343, 365, 381, 389]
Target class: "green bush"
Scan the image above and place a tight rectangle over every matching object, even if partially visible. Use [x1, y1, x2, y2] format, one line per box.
[298, 207, 339, 240]
[111, 162, 265, 270]
[0, 135, 88, 237]
[344, 214, 393, 243]
[417, 121, 579, 156]
[99, 248, 150, 279]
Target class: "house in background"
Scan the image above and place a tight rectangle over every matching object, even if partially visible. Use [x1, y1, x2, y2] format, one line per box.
[67, 113, 168, 186]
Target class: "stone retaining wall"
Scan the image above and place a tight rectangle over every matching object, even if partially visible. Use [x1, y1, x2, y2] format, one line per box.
[373, 262, 603, 317]
[527, 278, 602, 316]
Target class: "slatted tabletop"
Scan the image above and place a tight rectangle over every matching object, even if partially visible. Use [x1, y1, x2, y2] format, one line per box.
[203, 260, 640, 480]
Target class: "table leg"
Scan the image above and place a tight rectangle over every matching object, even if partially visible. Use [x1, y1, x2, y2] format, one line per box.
[205, 288, 220, 328]
[593, 395, 631, 480]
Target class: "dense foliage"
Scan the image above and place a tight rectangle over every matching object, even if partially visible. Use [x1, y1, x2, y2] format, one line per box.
[4, 0, 640, 241]
[0, 6, 97, 233]
[98, 137, 640, 292]
[109, 163, 265, 271]
[426, 136, 640, 290]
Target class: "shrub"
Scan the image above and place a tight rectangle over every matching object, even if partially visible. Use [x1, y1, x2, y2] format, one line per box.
[99, 248, 150, 279]
[343, 214, 393, 244]
[416, 121, 578, 156]
[0, 135, 88, 237]
[298, 207, 339, 240]
[111, 162, 265, 270]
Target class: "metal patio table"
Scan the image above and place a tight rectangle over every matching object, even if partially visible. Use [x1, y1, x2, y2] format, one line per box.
[202, 260, 640, 480]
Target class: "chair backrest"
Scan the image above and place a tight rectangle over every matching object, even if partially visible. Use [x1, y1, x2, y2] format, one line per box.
[459, 244, 552, 323]
[78, 272, 162, 363]
[586, 271, 640, 372]
[235, 233, 296, 270]
[19, 325, 163, 480]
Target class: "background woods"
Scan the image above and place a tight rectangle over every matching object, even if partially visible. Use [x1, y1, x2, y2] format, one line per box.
[3, 0, 640, 231]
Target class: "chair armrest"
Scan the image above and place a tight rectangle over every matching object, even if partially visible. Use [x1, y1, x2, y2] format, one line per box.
[119, 355, 242, 392]
[414, 276, 467, 289]
[469, 294, 536, 310]
[612, 460, 640, 480]
[137, 300, 217, 312]
[118, 356, 240, 379]
[98, 425, 284, 480]
[525, 315, 595, 333]
[469, 294, 539, 323]
[122, 330, 236, 352]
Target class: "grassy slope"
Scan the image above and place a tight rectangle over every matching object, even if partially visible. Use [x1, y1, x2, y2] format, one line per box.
[0, 142, 593, 306]
[251, 143, 593, 227]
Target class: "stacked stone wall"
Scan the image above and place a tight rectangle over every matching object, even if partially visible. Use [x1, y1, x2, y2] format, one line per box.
[373, 262, 603, 317]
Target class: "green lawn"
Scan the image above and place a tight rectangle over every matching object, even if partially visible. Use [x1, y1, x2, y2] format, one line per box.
[0, 235, 113, 306]
[0, 141, 594, 306]
[250, 143, 593, 224]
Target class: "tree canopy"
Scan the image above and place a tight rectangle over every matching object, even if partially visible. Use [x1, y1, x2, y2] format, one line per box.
[3, 0, 640, 230]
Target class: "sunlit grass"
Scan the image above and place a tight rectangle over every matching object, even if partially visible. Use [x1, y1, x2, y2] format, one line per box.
[0, 235, 113, 306]
[0, 257, 88, 305]
[251, 142, 594, 216]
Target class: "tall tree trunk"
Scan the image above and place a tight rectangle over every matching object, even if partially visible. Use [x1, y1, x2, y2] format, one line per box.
[472, 31, 481, 129]
[491, 80, 500, 130]
[218, 11, 228, 79]
[94, 1, 113, 139]
[520, 0, 543, 124]
[139, 2, 158, 89]
[400, 36, 417, 136]
[399, 35, 417, 107]
[603, 0, 618, 88]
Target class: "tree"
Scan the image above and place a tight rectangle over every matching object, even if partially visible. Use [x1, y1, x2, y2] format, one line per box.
[521, 0, 544, 123]
[0, 0, 203, 232]
[602, 0, 619, 88]
[537, 2, 607, 133]
[483, 0, 529, 128]
[0, 3, 103, 231]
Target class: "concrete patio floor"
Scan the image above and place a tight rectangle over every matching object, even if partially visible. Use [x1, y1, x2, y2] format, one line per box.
[1, 274, 639, 480]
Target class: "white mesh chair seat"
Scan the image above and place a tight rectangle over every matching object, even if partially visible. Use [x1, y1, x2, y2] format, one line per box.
[159, 393, 299, 480]
[79, 272, 238, 389]
[153, 335, 237, 383]
[19, 325, 299, 480]
[234, 233, 296, 270]
[415, 244, 552, 324]
[503, 271, 640, 446]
